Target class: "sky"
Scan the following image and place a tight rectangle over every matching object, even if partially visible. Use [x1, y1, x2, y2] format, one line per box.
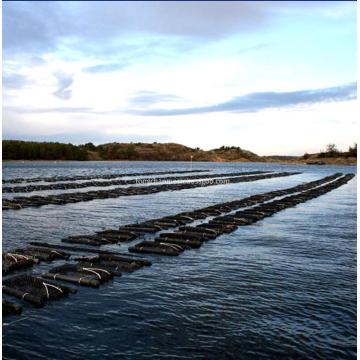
[2, 1, 357, 155]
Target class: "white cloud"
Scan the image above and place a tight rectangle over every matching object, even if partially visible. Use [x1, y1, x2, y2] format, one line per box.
[2, 1, 356, 155]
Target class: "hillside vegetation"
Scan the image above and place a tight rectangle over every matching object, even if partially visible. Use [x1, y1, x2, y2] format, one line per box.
[300, 143, 357, 165]
[3, 140, 88, 161]
[2, 140, 356, 165]
[2, 141, 261, 162]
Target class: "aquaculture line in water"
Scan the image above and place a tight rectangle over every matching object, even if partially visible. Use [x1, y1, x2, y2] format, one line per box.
[3, 172, 354, 317]
[3, 171, 269, 193]
[2, 171, 298, 210]
[3, 169, 210, 184]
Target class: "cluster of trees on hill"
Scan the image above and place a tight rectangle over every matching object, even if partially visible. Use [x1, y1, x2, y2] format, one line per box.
[215, 146, 244, 151]
[303, 143, 357, 160]
[348, 143, 357, 157]
[96, 143, 138, 160]
[3, 140, 88, 160]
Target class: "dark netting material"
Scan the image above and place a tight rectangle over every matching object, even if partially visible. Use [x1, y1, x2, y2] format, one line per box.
[129, 240, 185, 256]
[2, 300, 23, 317]
[1, 173, 354, 317]
[130, 174, 354, 256]
[3, 169, 210, 184]
[3, 171, 267, 193]
[14, 247, 70, 262]
[59, 172, 343, 247]
[2, 253, 38, 275]
[3, 275, 76, 307]
[75, 253, 147, 274]
[3, 171, 299, 210]
[43, 264, 114, 288]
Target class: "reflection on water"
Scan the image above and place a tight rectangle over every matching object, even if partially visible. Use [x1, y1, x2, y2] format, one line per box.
[2, 161, 357, 360]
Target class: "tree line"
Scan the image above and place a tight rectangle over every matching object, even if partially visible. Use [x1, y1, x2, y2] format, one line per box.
[2, 140, 357, 161]
[303, 143, 357, 159]
[3, 140, 89, 160]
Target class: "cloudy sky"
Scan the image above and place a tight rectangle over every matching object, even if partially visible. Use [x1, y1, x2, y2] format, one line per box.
[3, 1, 357, 155]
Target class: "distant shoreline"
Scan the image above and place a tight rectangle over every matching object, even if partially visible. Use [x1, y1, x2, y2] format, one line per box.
[2, 140, 356, 166]
[2, 158, 356, 166]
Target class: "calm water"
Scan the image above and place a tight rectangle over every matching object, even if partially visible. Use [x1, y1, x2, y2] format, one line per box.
[2, 161, 357, 360]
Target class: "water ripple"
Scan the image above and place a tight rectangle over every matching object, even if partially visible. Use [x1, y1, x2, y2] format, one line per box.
[2, 161, 356, 360]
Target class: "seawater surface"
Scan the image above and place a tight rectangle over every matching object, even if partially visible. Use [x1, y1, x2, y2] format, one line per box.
[2, 161, 357, 360]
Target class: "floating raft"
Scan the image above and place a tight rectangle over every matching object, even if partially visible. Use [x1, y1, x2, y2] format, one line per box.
[3, 169, 210, 184]
[57, 172, 344, 249]
[2, 252, 38, 275]
[3, 275, 76, 307]
[28, 242, 152, 265]
[3, 300, 23, 317]
[122, 224, 162, 233]
[31, 173, 354, 260]
[43, 264, 114, 288]
[63, 235, 115, 246]
[13, 247, 70, 262]
[0, 172, 354, 318]
[3, 171, 269, 193]
[75, 253, 148, 273]
[3, 247, 70, 275]
[155, 236, 202, 249]
[127, 173, 355, 257]
[178, 226, 218, 239]
[3, 171, 299, 210]
[144, 214, 202, 227]
[129, 240, 186, 256]
[96, 229, 138, 240]
[159, 231, 208, 241]
[197, 222, 237, 233]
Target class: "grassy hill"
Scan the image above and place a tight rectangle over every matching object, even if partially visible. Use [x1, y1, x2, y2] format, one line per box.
[2, 140, 262, 162]
[2, 140, 356, 165]
[95, 143, 261, 162]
